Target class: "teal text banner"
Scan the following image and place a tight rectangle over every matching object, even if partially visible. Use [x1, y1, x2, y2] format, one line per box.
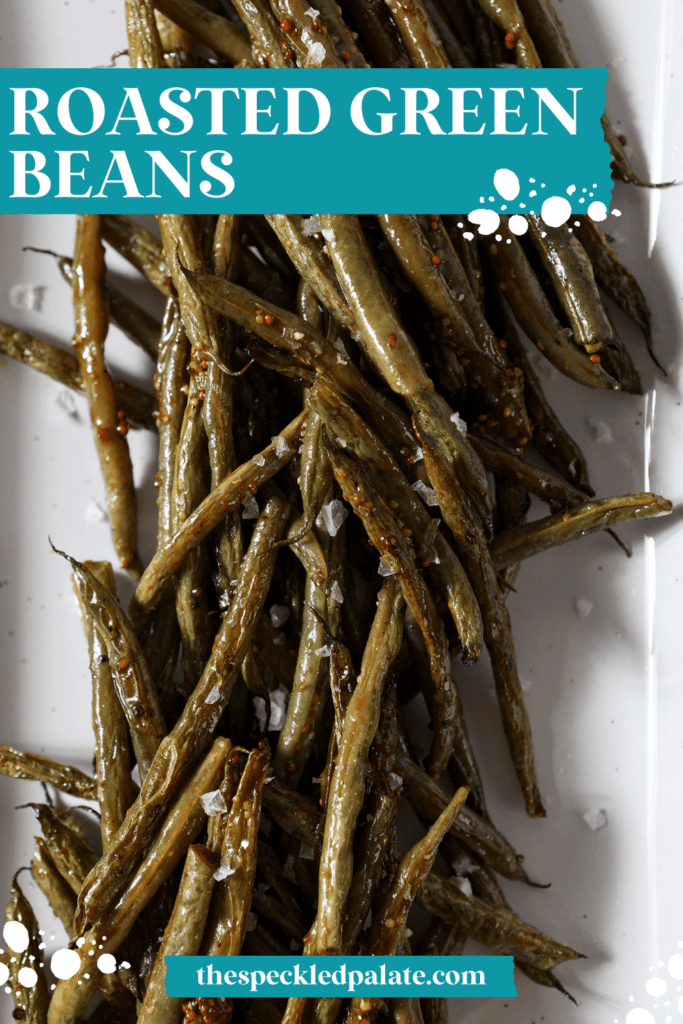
[0, 68, 609, 213]
[164, 955, 517, 998]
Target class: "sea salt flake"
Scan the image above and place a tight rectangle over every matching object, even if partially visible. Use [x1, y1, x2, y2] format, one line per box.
[10, 283, 45, 312]
[453, 876, 473, 897]
[57, 390, 78, 417]
[575, 598, 593, 619]
[246, 913, 258, 931]
[304, 6, 320, 16]
[85, 500, 108, 523]
[330, 579, 344, 603]
[201, 790, 228, 816]
[302, 216, 322, 236]
[583, 808, 608, 831]
[412, 479, 439, 507]
[587, 417, 612, 444]
[424, 518, 441, 547]
[273, 435, 291, 458]
[253, 453, 266, 467]
[269, 604, 290, 628]
[450, 410, 467, 436]
[213, 864, 236, 882]
[205, 684, 221, 705]
[320, 498, 348, 537]
[269, 688, 288, 730]
[300, 843, 315, 860]
[321, 228, 335, 242]
[388, 772, 403, 791]
[242, 495, 259, 519]
[305, 41, 326, 65]
[315, 644, 332, 658]
[414, 446, 424, 462]
[378, 557, 396, 578]
[336, 353, 348, 364]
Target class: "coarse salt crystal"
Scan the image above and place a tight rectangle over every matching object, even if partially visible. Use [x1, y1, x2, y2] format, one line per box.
[330, 579, 344, 603]
[336, 353, 348, 364]
[304, 6, 320, 17]
[575, 598, 593, 619]
[273, 435, 291, 458]
[253, 453, 266, 467]
[412, 479, 439, 507]
[320, 498, 348, 537]
[306, 41, 326, 65]
[453, 877, 473, 897]
[583, 808, 607, 831]
[242, 495, 259, 519]
[205, 684, 221, 705]
[378, 557, 395, 577]
[213, 864, 236, 882]
[85, 500, 108, 523]
[200, 790, 228, 816]
[388, 772, 403, 791]
[414, 446, 424, 462]
[321, 228, 335, 242]
[587, 417, 612, 443]
[300, 843, 315, 860]
[450, 411, 467, 436]
[269, 604, 290, 628]
[302, 216, 323, 236]
[57, 390, 78, 417]
[293, 331, 305, 341]
[315, 644, 332, 658]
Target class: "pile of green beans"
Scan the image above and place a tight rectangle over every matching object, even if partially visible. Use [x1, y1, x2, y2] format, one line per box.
[0, 1, 673, 1022]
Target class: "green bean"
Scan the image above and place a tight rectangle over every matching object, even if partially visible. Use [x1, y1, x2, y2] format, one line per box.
[231, 0, 296, 66]
[574, 215, 662, 370]
[72, 214, 141, 578]
[316, 578, 405, 954]
[24, 803, 97, 895]
[129, 411, 306, 621]
[154, 0, 253, 62]
[64, 549, 167, 782]
[0, 747, 97, 800]
[383, 0, 449, 66]
[346, 788, 469, 1024]
[396, 751, 531, 883]
[491, 492, 673, 568]
[417, 872, 582, 970]
[469, 434, 586, 510]
[31, 837, 77, 934]
[265, 215, 356, 332]
[261, 778, 323, 848]
[315, 0, 372, 65]
[72, 560, 136, 850]
[474, 0, 540, 65]
[413, 416, 545, 818]
[441, 215, 484, 308]
[202, 744, 270, 955]
[485, 219, 619, 388]
[310, 378, 483, 661]
[5, 871, 50, 1024]
[499, 310, 592, 492]
[342, 0, 410, 67]
[138, 845, 218, 1024]
[0, 319, 156, 430]
[206, 758, 238, 856]
[421, 0, 472, 66]
[125, 0, 165, 66]
[326, 440, 459, 777]
[75, 497, 287, 933]
[599, 318, 643, 395]
[48, 737, 231, 1024]
[268, 0, 346, 66]
[101, 214, 170, 295]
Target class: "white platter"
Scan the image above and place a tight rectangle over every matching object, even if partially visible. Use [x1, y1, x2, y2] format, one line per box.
[0, 3, 682, 1023]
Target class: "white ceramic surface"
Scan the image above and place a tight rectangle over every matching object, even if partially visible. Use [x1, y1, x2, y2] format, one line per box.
[1, 3, 682, 1023]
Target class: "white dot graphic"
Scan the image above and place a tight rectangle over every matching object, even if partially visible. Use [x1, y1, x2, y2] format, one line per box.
[98, 954, 117, 974]
[541, 196, 571, 227]
[567, 184, 577, 195]
[51, 948, 81, 980]
[668, 954, 683, 979]
[18, 966, 37, 988]
[588, 200, 608, 222]
[493, 168, 520, 201]
[646, 978, 666, 997]
[3, 921, 29, 953]
[0, 963, 8, 986]
[467, 210, 500, 236]
[508, 215, 528, 236]
[625, 1009, 654, 1024]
